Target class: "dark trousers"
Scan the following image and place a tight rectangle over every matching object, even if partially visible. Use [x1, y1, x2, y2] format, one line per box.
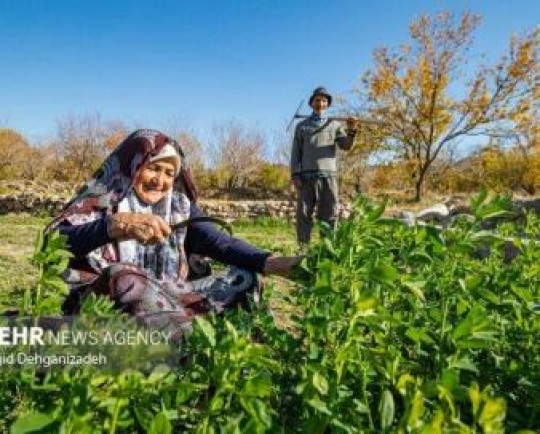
[296, 176, 338, 245]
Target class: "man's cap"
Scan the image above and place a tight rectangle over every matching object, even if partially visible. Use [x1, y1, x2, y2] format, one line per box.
[309, 86, 332, 107]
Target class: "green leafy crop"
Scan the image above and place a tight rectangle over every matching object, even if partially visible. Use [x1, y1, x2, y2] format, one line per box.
[3, 193, 540, 432]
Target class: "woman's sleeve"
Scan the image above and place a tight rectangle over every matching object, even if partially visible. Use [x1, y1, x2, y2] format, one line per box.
[57, 217, 113, 257]
[184, 203, 271, 273]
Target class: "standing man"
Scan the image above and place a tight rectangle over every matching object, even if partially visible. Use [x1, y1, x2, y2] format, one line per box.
[290, 86, 357, 247]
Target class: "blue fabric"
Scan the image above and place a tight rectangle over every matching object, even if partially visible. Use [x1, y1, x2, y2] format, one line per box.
[58, 217, 112, 257]
[58, 203, 271, 274]
[310, 112, 327, 123]
[184, 204, 270, 273]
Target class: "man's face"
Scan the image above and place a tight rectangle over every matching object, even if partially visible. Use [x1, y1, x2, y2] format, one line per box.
[310, 95, 329, 115]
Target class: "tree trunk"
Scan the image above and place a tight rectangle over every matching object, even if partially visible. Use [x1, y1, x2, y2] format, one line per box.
[414, 170, 426, 202]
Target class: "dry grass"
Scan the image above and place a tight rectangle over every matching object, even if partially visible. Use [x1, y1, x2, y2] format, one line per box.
[0, 214, 48, 310]
[0, 214, 300, 312]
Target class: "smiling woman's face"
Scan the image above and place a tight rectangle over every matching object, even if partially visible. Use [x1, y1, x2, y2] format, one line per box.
[133, 158, 177, 205]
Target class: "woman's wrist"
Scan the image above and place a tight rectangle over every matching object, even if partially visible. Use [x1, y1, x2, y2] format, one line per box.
[261, 255, 274, 276]
[106, 214, 128, 240]
[262, 255, 304, 277]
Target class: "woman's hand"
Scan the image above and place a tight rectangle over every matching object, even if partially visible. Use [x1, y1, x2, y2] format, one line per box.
[263, 255, 304, 277]
[107, 212, 171, 244]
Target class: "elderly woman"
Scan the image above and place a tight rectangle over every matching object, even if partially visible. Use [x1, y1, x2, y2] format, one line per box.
[48, 129, 301, 332]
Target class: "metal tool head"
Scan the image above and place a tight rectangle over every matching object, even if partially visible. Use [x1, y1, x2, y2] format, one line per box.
[170, 216, 233, 236]
[286, 99, 305, 133]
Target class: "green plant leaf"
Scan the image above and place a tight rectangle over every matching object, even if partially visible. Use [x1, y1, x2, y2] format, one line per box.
[371, 262, 398, 284]
[312, 371, 329, 395]
[148, 412, 172, 434]
[195, 317, 216, 347]
[175, 380, 200, 404]
[242, 372, 273, 397]
[379, 389, 395, 430]
[449, 357, 479, 374]
[10, 412, 55, 434]
[479, 397, 506, 431]
[33, 229, 44, 254]
[469, 383, 481, 418]
[210, 394, 224, 412]
[403, 280, 426, 302]
[307, 397, 332, 416]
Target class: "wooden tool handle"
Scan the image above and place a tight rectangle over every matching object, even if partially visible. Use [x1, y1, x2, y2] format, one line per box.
[293, 114, 383, 124]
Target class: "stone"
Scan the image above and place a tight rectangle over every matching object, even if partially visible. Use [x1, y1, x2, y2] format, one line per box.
[398, 211, 416, 227]
[416, 203, 450, 223]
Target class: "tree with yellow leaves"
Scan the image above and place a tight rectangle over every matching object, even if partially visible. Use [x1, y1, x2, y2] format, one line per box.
[505, 81, 540, 194]
[0, 128, 31, 179]
[349, 12, 539, 201]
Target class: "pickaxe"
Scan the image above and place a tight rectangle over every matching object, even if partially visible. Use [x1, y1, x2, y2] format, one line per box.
[286, 100, 384, 133]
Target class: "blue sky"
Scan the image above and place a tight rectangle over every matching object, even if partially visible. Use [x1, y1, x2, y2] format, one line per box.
[1, 0, 539, 145]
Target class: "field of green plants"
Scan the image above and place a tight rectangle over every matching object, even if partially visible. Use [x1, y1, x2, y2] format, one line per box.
[0, 194, 539, 433]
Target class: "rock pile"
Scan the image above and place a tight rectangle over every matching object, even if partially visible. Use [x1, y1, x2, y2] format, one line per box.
[0, 190, 353, 220]
[393, 196, 540, 227]
[393, 196, 540, 263]
[0, 179, 537, 227]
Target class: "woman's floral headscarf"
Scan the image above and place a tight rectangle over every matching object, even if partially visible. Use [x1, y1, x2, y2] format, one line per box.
[48, 129, 198, 290]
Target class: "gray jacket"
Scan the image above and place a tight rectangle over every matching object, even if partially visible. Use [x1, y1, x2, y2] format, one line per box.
[290, 117, 355, 177]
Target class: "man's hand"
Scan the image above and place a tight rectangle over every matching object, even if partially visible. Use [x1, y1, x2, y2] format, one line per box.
[291, 176, 302, 190]
[108, 212, 171, 244]
[345, 116, 358, 132]
[263, 255, 304, 277]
